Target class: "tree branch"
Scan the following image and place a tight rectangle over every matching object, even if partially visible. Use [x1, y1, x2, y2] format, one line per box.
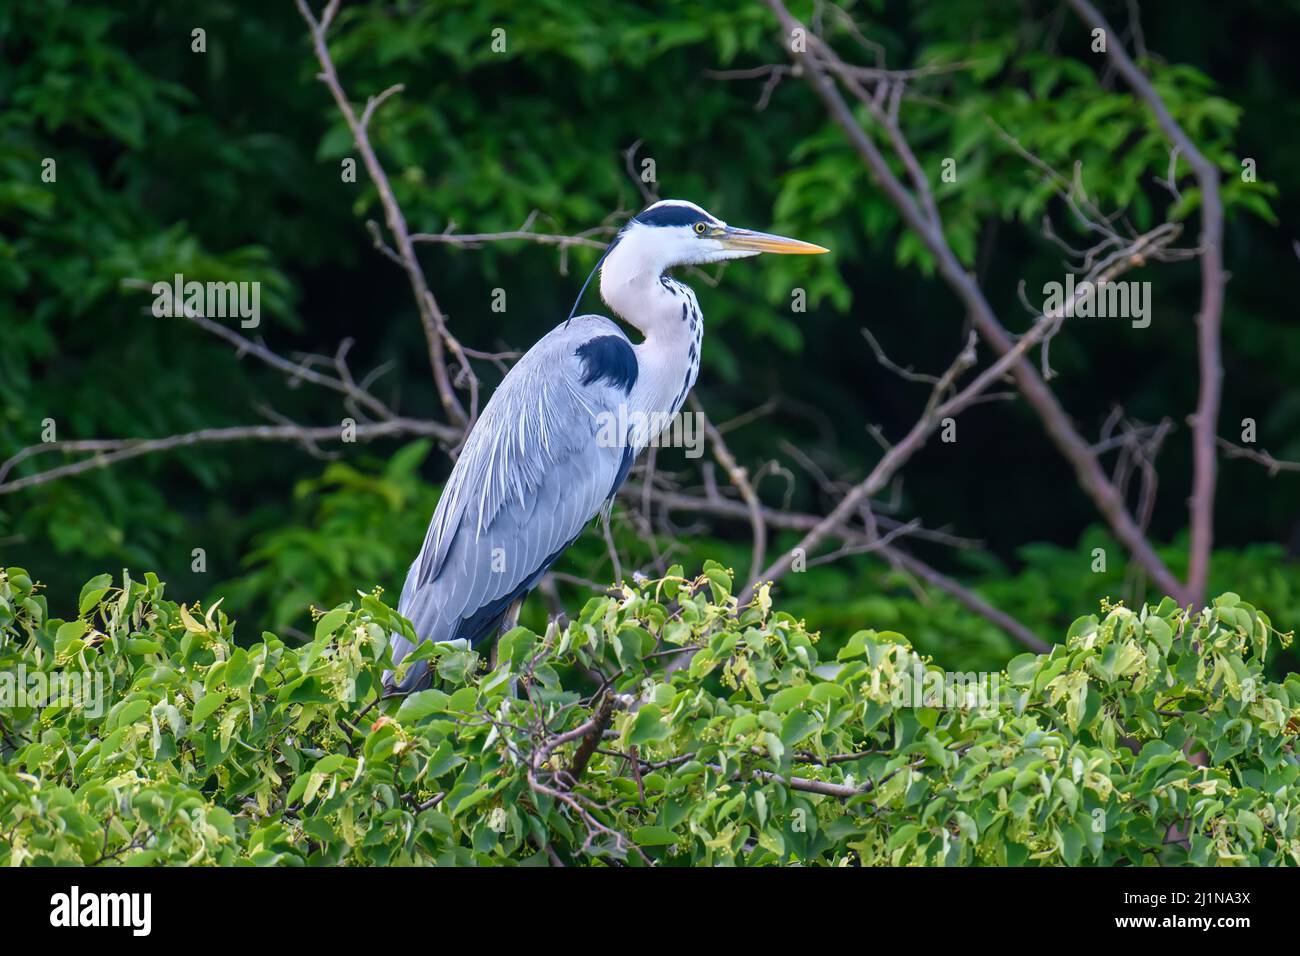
[566, 692, 617, 786]
[295, 0, 468, 429]
[737, 211, 1169, 604]
[764, 0, 1187, 603]
[876, 543, 1049, 652]
[1065, 0, 1227, 607]
[0, 418, 445, 496]
[690, 395, 767, 588]
[1216, 437, 1300, 477]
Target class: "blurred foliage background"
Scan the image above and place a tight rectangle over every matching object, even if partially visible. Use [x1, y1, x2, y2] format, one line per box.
[2, 0, 1299, 675]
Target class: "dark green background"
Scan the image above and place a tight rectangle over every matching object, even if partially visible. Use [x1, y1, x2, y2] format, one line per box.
[3, 0, 1298, 671]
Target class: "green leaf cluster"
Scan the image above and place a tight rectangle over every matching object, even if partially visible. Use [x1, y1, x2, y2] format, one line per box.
[2, 563, 1297, 865]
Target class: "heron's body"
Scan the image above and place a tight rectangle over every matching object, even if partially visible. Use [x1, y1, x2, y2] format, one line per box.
[385, 200, 824, 693]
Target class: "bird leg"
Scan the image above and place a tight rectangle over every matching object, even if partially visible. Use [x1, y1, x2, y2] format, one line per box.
[501, 595, 524, 633]
[490, 596, 525, 672]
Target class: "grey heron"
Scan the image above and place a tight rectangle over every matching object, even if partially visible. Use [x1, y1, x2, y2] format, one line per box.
[384, 199, 827, 693]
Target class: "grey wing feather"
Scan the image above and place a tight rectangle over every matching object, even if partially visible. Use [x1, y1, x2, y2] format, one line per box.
[385, 315, 632, 692]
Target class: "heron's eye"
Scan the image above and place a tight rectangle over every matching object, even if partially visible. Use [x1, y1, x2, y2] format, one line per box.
[693, 222, 707, 235]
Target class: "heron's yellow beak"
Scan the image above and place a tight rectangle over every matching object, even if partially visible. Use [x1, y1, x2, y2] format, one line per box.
[716, 226, 829, 255]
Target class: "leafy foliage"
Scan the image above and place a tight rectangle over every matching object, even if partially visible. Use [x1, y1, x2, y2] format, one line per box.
[3, 564, 1298, 865]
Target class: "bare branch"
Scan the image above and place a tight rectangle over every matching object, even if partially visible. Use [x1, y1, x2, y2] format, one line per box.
[690, 396, 767, 588]
[624, 481, 980, 553]
[764, 0, 1186, 603]
[742, 260, 1135, 602]
[1065, 0, 1228, 608]
[877, 543, 1049, 653]
[411, 219, 610, 253]
[122, 278, 407, 427]
[295, 0, 467, 429]
[359, 82, 404, 130]
[861, 326, 942, 385]
[566, 692, 617, 785]
[623, 139, 657, 204]
[1216, 437, 1300, 477]
[0, 418, 443, 496]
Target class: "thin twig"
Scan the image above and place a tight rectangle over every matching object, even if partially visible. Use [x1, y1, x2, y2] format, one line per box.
[0, 418, 442, 495]
[690, 396, 767, 589]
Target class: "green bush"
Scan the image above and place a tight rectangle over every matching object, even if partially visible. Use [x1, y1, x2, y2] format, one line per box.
[1, 563, 1297, 865]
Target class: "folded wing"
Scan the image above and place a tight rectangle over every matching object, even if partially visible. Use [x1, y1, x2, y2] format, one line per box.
[385, 315, 636, 692]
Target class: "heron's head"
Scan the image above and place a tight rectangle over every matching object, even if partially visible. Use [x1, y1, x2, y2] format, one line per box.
[609, 199, 829, 274]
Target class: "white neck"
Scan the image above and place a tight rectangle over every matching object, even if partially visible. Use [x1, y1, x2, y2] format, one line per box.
[598, 228, 682, 332]
[599, 238, 703, 438]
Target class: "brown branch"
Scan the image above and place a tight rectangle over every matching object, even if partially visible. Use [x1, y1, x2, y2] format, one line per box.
[727, 743, 974, 800]
[739, 330, 971, 600]
[623, 139, 657, 204]
[0, 418, 443, 496]
[861, 326, 942, 385]
[125, 279, 403, 426]
[1216, 437, 1300, 477]
[412, 792, 446, 813]
[566, 692, 617, 786]
[877, 543, 1049, 652]
[411, 224, 609, 252]
[628, 474, 1043, 651]
[764, 0, 1186, 603]
[2, 271, 463, 497]
[295, 0, 467, 429]
[359, 83, 404, 130]
[690, 396, 767, 588]
[741, 233, 1157, 603]
[525, 690, 646, 860]
[609, 747, 891, 799]
[1065, 0, 1227, 607]
[623, 482, 977, 551]
[623, 411, 1054, 648]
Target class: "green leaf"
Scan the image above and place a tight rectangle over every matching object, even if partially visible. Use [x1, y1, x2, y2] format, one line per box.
[54, 619, 87, 653]
[627, 705, 669, 746]
[1006, 653, 1039, 685]
[632, 826, 677, 846]
[396, 689, 449, 722]
[888, 824, 921, 851]
[315, 606, 350, 641]
[768, 684, 811, 714]
[78, 574, 113, 617]
[226, 648, 255, 690]
[192, 693, 225, 726]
